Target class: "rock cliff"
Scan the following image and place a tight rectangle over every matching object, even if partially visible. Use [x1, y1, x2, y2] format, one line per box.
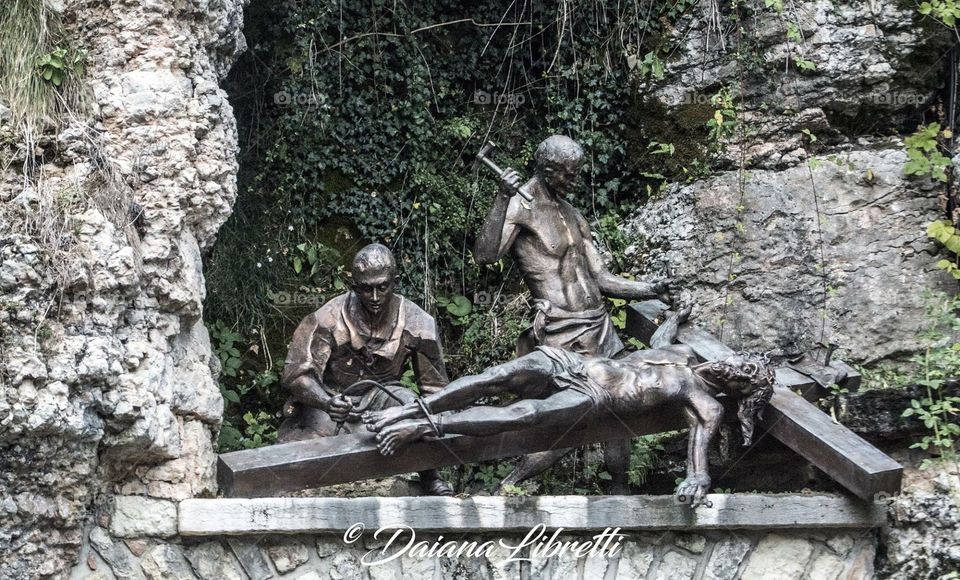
[0, 0, 245, 576]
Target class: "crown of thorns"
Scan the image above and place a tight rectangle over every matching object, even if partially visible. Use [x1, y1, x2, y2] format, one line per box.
[729, 352, 776, 446]
[729, 351, 776, 389]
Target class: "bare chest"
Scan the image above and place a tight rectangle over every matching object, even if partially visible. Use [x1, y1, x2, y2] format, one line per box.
[514, 200, 585, 260]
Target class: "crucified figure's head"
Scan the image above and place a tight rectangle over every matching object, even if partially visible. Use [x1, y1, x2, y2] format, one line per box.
[534, 135, 584, 196]
[350, 243, 399, 317]
[700, 353, 776, 446]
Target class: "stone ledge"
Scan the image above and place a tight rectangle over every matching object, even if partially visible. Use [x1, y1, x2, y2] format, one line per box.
[110, 495, 178, 538]
[178, 494, 886, 536]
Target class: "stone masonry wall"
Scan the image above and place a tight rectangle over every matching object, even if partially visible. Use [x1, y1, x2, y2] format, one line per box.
[72, 523, 877, 580]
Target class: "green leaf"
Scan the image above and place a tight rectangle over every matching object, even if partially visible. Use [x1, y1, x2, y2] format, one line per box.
[445, 295, 472, 317]
[218, 424, 243, 449]
[905, 160, 925, 175]
[928, 220, 951, 239]
[786, 22, 802, 42]
[945, 237, 960, 254]
[223, 389, 241, 403]
[794, 57, 816, 71]
[293, 256, 303, 273]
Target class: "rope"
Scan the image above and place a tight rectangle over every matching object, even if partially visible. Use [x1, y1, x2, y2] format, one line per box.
[804, 161, 828, 344]
[330, 378, 411, 435]
[718, 3, 748, 343]
[717, 2, 830, 345]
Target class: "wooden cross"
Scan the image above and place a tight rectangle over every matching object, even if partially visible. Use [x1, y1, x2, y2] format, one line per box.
[218, 301, 902, 500]
[624, 301, 901, 501]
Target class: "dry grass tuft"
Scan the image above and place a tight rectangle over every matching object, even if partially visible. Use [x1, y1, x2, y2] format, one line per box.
[0, 0, 88, 135]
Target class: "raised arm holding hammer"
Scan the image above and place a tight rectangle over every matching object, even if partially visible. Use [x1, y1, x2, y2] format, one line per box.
[472, 135, 673, 492]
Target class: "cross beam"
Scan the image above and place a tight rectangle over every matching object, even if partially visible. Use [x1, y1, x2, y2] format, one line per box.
[624, 301, 902, 500]
[217, 301, 901, 500]
[218, 404, 689, 497]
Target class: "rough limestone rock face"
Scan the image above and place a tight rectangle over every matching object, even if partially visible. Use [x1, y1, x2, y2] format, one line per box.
[67, 529, 877, 580]
[623, 0, 954, 362]
[627, 145, 954, 360]
[881, 473, 960, 579]
[0, 0, 245, 576]
[646, 0, 949, 169]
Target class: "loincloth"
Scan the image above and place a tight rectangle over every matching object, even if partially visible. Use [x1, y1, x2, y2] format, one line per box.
[520, 300, 623, 358]
[536, 345, 614, 411]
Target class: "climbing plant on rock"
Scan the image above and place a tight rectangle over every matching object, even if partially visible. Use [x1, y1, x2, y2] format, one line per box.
[207, 0, 714, 449]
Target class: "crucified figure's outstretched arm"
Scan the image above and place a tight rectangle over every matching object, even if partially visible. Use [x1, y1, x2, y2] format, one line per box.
[372, 389, 595, 456]
[363, 350, 600, 456]
[362, 351, 556, 432]
[676, 389, 723, 507]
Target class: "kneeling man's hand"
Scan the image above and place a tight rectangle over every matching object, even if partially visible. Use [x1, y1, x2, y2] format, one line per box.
[327, 394, 354, 423]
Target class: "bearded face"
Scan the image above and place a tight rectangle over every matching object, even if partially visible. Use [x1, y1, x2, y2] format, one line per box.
[712, 353, 776, 446]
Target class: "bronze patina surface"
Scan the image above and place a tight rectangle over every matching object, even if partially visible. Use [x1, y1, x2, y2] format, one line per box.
[473, 135, 670, 490]
[279, 243, 452, 495]
[364, 307, 775, 507]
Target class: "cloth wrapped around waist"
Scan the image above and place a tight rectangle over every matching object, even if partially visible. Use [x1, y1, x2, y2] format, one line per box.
[535, 345, 613, 410]
[526, 300, 623, 358]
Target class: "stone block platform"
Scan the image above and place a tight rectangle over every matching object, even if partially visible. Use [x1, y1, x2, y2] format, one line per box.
[73, 493, 884, 579]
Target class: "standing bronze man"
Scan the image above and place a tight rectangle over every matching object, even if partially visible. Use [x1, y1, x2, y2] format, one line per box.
[474, 135, 668, 492]
[278, 243, 453, 496]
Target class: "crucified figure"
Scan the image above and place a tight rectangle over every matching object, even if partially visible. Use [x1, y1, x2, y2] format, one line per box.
[363, 308, 775, 506]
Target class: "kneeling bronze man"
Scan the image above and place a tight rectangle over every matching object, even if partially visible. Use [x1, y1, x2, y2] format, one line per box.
[280, 243, 453, 496]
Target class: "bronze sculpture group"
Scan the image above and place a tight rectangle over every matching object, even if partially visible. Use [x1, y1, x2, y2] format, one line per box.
[278, 135, 776, 504]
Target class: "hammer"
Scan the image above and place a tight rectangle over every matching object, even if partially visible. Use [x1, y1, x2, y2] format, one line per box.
[475, 141, 534, 201]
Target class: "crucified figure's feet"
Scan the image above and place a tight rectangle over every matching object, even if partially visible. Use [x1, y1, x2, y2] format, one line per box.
[362, 405, 407, 432]
[375, 419, 427, 455]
